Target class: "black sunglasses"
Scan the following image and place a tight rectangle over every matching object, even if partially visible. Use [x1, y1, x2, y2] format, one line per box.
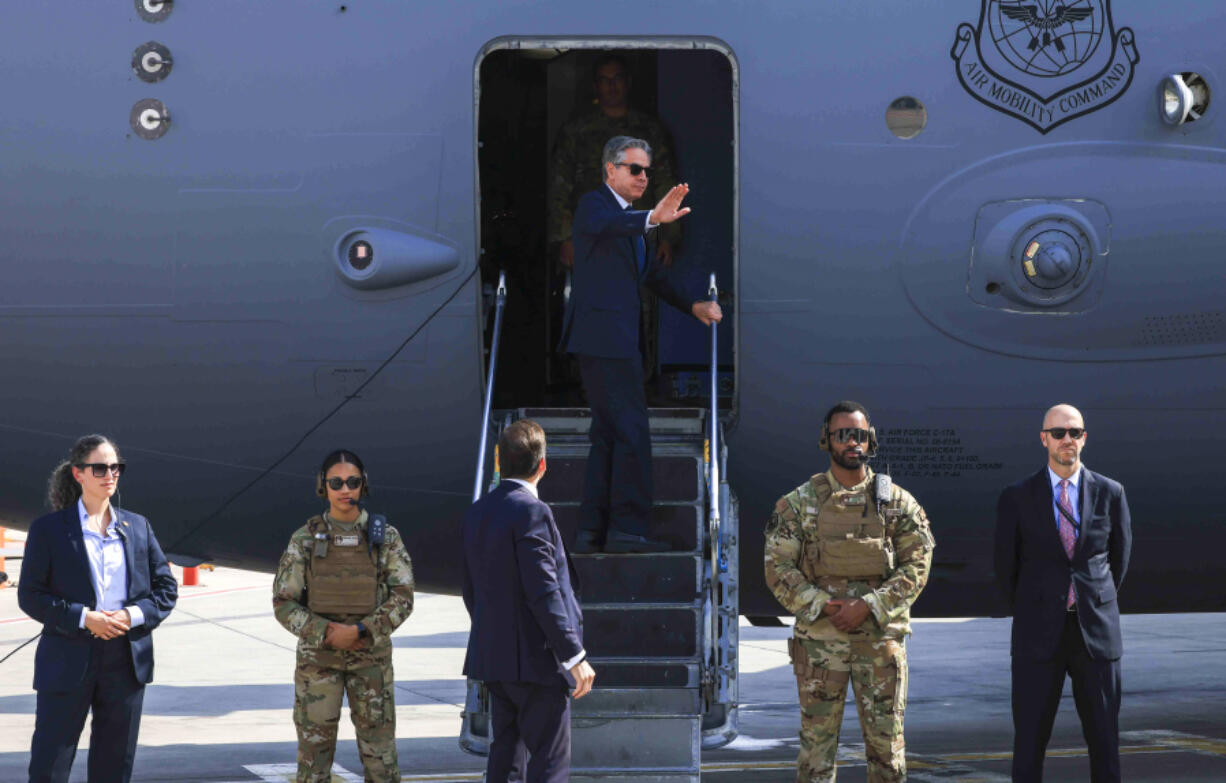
[325, 476, 364, 491]
[832, 428, 870, 445]
[615, 162, 652, 177]
[1043, 427, 1086, 440]
[76, 462, 126, 478]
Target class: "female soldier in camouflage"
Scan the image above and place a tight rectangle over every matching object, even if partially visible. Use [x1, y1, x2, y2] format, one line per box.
[273, 449, 415, 783]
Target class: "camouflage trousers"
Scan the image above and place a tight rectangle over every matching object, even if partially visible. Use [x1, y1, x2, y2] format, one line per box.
[293, 646, 399, 783]
[789, 634, 909, 783]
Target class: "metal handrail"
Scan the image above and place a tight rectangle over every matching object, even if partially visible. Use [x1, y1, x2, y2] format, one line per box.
[706, 272, 721, 674]
[472, 271, 507, 502]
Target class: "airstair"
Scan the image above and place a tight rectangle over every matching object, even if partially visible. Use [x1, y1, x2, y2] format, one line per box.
[462, 273, 738, 781]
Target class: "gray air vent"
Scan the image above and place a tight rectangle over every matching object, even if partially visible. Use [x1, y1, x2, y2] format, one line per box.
[1139, 312, 1226, 346]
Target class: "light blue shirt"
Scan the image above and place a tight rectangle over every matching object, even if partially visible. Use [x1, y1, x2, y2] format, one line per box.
[76, 500, 146, 630]
[1047, 466, 1082, 540]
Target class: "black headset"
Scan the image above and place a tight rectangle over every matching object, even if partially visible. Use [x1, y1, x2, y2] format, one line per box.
[315, 451, 371, 499]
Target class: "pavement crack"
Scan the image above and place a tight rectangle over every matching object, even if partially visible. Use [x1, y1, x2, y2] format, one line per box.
[171, 608, 298, 654]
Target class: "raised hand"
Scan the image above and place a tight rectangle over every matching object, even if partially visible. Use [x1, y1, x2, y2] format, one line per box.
[649, 184, 692, 225]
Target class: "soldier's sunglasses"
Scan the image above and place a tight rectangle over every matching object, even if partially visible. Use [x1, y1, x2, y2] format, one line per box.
[614, 162, 652, 177]
[1043, 427, 1086, 440]
[325, 476, 364, 491]
[831, 428, 870, 445]
[76, 462, 126, 478]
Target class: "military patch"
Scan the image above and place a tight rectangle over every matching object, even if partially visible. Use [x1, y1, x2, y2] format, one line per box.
[885, 508, 907, 518]
[333, 534, 361, 547]
[838, 493, 866, 507]
[951, 0, 1139, 134]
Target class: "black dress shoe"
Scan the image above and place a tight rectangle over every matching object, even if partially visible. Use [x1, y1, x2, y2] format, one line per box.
[603, 529, 671, 553]
[572, 529, 603, 554]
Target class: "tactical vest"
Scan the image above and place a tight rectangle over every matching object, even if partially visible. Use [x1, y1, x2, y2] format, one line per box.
[306, 515, 379, 617]
[800, 474, 896, 581]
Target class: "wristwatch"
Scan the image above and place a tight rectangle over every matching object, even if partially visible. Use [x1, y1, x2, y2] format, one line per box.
[356, 622, 370, 640]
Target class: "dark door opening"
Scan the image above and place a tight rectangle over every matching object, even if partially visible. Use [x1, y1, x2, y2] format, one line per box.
[477, 43, 736, 411]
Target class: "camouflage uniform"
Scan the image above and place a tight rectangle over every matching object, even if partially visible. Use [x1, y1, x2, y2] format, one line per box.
[764, 468, 935, 783]
[273, 510, 415, 783]
[549, 109, 680, 377]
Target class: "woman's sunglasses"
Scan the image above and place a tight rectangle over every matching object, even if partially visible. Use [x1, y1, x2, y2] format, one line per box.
[76, 462, 126, 478]
[325, 476, 364, 491]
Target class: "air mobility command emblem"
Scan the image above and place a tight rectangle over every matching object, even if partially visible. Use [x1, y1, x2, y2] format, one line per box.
[952, 0, 1139, 133]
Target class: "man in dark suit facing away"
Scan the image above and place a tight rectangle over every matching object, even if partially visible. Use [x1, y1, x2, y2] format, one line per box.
[462, 419, 596, 783]
[995, 403, 1133, 783]
[558, 135, 723, 553]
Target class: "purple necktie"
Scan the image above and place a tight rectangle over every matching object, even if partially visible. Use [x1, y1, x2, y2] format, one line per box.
[1057, 479, 1077, 608]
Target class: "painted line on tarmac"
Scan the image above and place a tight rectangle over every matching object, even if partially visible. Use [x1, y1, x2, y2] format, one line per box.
[217, 730, 1226, 781]
[246, 762, 363, 781]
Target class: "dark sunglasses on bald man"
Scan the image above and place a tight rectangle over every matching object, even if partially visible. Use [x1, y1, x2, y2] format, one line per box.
[614, 162, 652, 177]
[77, 462, 126, 478]
[325, 476, 364, 491]
[831, 428, 870, 445]
[1043, 427, 1086, 440]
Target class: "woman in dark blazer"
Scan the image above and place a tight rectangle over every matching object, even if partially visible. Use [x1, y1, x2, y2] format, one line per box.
[17, 434, 177, 783]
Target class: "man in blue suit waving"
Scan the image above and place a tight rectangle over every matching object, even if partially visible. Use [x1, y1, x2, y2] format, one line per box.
[558, 135, 722, 553]
[462, 419, 594, 783]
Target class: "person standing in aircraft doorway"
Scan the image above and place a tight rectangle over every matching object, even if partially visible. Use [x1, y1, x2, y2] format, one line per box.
[273, 449, 415, 783]
[549, 54, 683, 384]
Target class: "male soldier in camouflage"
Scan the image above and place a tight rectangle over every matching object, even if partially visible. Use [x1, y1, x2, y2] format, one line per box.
[764, 401, 935, 783]
[273, 449, 415, 783]
[549, 54, 680, 378]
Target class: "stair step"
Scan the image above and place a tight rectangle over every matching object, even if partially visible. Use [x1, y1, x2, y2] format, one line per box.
[554, 505, 701, 552]
[573, 552, 700, 604]
[584, 606, 700, 659]
[540, 455, 701, 503]
[573, 687, 701, 717]
[586, 660, 699, 688]
[571, 715, 700, 770]
[523, 406, 706, 436]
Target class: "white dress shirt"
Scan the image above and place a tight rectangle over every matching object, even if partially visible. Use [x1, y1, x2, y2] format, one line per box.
[1047, 466, 1082, 539]
[502, 478, 585, 670]
[77, 499, 146, 629]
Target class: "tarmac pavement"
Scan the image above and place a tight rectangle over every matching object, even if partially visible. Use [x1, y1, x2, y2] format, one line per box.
[1, 562, 1223, 782]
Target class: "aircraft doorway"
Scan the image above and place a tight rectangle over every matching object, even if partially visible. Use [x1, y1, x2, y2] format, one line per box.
[476, 41, 736, 412]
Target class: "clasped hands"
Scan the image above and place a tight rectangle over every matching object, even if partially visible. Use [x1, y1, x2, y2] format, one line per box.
[324, 621, 370, 651]
[84, 609, 131, 640]
[822, 598, 871, 632]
